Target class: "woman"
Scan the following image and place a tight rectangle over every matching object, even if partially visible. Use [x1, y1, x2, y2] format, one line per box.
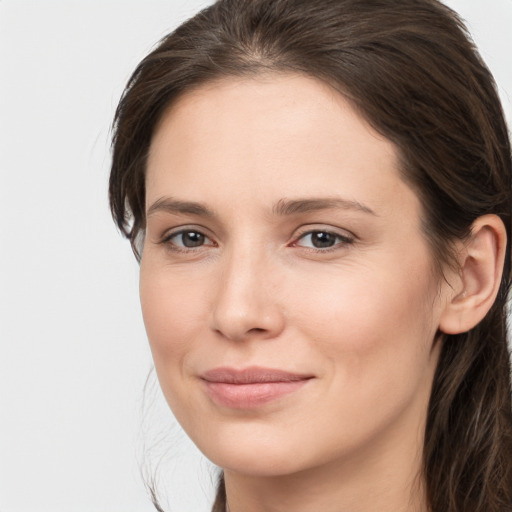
[109, 0, 512, 511]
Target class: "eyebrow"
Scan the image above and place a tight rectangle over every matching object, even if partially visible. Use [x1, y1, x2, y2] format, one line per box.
[272, 197, 377, 216]
[147, 197, 215, 218]
[147, 195, 377, 218]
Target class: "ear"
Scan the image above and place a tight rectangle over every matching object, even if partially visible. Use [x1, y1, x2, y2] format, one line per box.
[439, 214, 507, 335]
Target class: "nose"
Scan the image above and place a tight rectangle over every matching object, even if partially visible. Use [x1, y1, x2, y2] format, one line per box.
[210, 248, 286, 342]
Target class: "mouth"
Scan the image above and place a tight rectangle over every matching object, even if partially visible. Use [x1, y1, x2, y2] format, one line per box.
[200, 366, 314, 409]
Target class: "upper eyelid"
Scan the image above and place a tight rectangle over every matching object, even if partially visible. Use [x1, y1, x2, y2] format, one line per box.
[290, 226, 356, 251]
[292, 225, 355, 240]
[158, 228, 216, 252]
[160, 229, 217, 253]
[161, 224, 214, 240]
[292, 231, 353, 245]
[157, 224, 355, 246]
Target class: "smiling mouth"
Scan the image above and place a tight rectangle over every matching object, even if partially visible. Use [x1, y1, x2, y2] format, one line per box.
[200, 366, 314, 409]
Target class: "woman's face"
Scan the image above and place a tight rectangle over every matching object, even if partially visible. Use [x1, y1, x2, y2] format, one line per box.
[141, 74, 450, 477]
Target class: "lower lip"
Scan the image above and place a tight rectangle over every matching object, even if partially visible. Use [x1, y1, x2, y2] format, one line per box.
[203, 380, 310, 409]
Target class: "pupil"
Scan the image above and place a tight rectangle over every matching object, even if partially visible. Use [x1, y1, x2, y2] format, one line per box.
[312, 232, 335, 248]
[183, 232, 204, 247]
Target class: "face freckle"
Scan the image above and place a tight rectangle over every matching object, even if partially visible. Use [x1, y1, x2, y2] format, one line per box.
[140, 73, 449, 480]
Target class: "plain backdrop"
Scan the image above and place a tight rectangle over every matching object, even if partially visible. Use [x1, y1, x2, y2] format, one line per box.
[0, 1, 510, 511]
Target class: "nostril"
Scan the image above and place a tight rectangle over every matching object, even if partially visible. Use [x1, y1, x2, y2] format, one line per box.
[249, 327, 266, 334]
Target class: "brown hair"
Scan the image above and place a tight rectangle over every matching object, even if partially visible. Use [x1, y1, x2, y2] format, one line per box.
[109, 1, 512, 510]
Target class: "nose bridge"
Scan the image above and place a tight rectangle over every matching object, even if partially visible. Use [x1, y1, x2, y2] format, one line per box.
[210, 239, 284, 341]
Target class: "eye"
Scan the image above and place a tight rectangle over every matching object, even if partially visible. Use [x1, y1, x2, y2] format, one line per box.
[163, 229, 214, 250]
[294, 230, 353, 250]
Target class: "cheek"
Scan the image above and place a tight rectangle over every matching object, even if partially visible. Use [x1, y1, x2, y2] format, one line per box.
[287, 256, 439, 387]
[285, 264, 439, 450]
[139, 262, 216, 421]
[139, 262, 207, 366]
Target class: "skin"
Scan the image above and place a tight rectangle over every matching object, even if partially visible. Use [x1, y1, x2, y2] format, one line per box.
[140, 73, 457, 512]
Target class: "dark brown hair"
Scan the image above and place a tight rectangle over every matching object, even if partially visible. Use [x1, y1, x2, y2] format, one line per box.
[109, 1, 512, 511]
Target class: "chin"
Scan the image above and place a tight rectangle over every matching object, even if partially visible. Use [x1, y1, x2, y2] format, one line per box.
[212, 451, 306, 478]
[191, 426, 312, 477]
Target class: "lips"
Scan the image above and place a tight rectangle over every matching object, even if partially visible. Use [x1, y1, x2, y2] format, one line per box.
[200, 366, 314, 409]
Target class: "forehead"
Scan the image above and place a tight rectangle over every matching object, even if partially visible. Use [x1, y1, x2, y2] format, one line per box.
[150, 73, 390, 160]
[145, 73, 413, 219]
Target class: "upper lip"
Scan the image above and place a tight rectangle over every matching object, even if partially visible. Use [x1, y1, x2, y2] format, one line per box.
[200, 366, 314, 384]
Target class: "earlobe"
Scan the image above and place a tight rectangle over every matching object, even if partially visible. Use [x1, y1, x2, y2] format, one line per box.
[439, 214, 507, 335]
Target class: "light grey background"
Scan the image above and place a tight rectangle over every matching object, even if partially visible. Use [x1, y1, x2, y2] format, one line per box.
[0, 1, 510, 511]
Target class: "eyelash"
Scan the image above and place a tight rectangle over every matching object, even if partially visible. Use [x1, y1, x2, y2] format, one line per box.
[291, 229, 354, 252]
[160, 227, 354, 254]
[160, 228, 216, 253]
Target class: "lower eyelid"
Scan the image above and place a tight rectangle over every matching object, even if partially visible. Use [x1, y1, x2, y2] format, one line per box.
[160, 229, 214, 248]
[294, 231, 353, 245]
[158, 227, 353, 252]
